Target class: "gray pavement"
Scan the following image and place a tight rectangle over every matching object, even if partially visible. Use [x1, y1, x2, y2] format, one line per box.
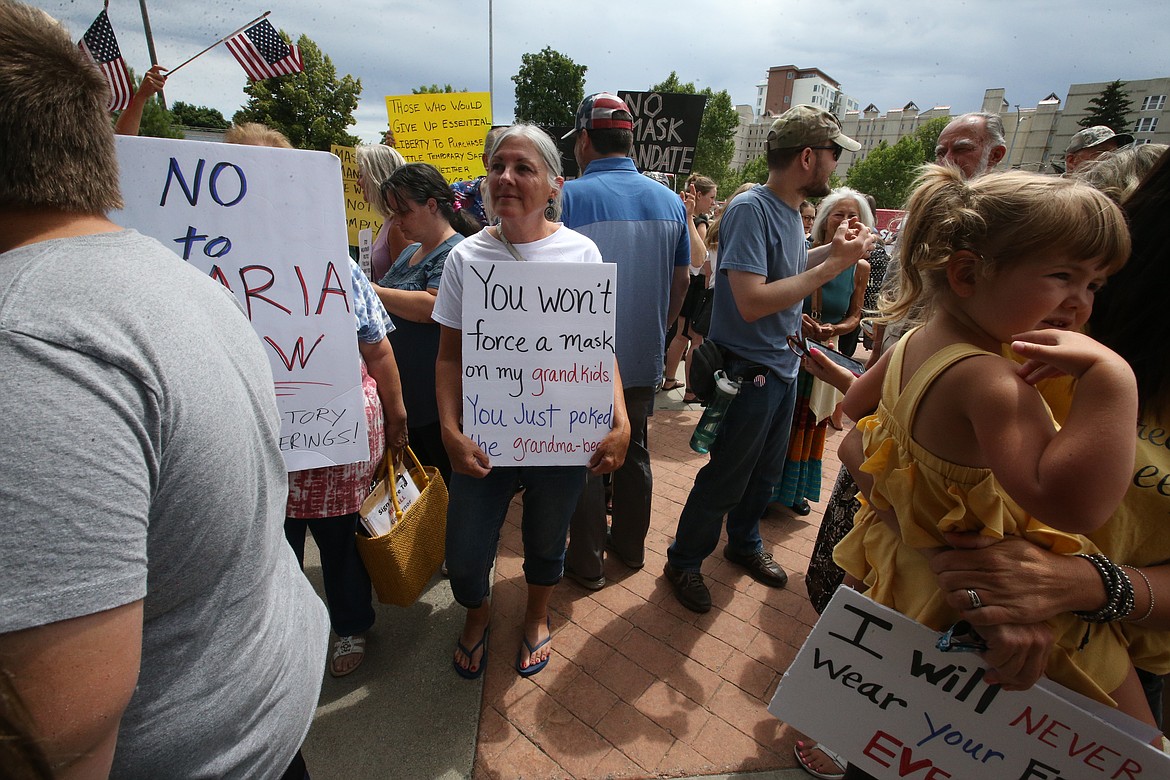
[301, 549, 481, 779]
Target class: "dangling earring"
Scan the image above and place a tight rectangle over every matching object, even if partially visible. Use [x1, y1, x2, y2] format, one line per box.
[544, 198, 557, 221]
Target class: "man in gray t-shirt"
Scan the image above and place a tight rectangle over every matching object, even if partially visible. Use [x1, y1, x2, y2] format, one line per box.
[0, 5, 328, 777]
[665, 106, 871, 614]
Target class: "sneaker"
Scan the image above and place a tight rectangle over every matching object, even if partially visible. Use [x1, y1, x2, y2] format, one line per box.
[663, 562, 711, 613]
[606, 531, 644, 570]
[723, 545, 788, 588]
[563, 565, 605, 591]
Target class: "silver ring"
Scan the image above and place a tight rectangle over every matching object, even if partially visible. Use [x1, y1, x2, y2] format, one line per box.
[966, 588, 983, 610]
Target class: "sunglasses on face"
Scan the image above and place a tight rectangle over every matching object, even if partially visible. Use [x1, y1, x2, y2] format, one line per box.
[809, 145, 843, 161]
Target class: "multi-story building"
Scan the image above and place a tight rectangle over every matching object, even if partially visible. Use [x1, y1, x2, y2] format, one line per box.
[754, 65, 860, 119]
[734, 69, 1169, 178]
[734, 65, 860, 170]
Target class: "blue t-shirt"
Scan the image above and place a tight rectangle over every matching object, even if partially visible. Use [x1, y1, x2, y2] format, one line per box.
[376, 235, 461, 426]
[561, 157, 689, 388]
[708, 185, 805, 380]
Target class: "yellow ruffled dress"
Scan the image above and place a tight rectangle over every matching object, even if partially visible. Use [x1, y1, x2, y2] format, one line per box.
[833, 337, 1131, 705]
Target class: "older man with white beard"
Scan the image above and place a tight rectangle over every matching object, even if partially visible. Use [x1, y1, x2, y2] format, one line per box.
[934, 112, 1008, 179]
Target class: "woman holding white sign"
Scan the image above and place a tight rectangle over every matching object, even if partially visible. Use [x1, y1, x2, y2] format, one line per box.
[433, 124, 630, 680]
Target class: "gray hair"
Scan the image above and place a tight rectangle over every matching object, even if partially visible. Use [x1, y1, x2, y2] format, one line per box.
[1075, 143, 1170, 205]
[356, 143, 406, 218]
[810, 187, 875, 246]
[956, 111, 1006, 148]
[484, 123, 564, 221]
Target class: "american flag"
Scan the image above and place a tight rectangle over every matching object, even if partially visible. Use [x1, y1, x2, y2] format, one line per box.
[78, 11, 133, 111]
[225, 19, 303, 81]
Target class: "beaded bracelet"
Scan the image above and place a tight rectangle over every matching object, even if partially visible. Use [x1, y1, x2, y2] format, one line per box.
[1121, 564, 1156, 623]
[1073, 553, 1135, 624]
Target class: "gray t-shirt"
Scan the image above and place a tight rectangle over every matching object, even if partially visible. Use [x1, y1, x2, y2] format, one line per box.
[0, 230, 329, 778]
[708, 185, 806, 380]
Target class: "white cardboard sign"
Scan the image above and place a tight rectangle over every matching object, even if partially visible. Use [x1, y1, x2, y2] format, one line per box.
[461, 260, 616, 466]
[769, 587, 1170, 780]
[112, 136, 367, 472]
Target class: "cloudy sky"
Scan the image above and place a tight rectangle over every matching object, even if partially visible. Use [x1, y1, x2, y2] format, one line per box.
[43, 0, 1165, 143]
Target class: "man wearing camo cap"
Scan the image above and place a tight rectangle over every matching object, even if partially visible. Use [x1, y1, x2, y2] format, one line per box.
[665, 105, 872, 612]
[1064, 125, 1134, 173]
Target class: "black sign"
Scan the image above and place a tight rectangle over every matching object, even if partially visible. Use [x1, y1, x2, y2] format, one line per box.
[617, 91, 707, 176]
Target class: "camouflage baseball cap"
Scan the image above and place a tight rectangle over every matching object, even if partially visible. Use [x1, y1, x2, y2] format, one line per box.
[1066, 125, 1134, 155]
[767, 104, 861, 152]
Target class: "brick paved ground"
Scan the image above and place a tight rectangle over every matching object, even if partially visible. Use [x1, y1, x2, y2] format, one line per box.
[472, 387, 852, 779]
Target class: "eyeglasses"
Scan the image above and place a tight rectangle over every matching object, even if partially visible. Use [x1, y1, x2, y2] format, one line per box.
[810, 145, 843, 161]
[786, 334, 811, 359]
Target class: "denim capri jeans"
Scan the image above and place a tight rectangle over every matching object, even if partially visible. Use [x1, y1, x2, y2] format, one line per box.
[446, 465, 588, 608]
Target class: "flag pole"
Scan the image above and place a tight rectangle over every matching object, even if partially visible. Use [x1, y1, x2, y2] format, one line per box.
[137, 0, 165, 108]
[166, 10, 271, 76]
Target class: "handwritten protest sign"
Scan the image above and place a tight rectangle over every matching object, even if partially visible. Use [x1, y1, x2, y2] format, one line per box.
[385, 92, 492, 183]
[113, 136, 368, 472]
[617, 91, 706, 176]
[769, 587, 1170, 779]
[461, 261, 616, 466]
[331, 144, 384, 247]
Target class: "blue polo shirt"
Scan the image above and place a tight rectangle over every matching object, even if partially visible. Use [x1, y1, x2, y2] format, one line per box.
[708, 185, 805, 380]
[561, 157, 690, 388]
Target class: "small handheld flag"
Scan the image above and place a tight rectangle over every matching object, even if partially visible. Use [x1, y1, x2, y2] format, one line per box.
[225, 18, 303, 81]
[78, 10, 133, 111]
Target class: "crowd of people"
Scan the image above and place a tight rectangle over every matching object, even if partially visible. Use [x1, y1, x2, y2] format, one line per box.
[3, 2, 1170, 777]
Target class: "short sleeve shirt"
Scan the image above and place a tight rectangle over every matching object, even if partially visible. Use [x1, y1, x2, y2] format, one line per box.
[433, 227, 603, 330]
[708, 185, 806, 379]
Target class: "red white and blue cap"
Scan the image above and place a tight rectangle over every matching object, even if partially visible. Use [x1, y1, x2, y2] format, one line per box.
[562, 92, 634, 140]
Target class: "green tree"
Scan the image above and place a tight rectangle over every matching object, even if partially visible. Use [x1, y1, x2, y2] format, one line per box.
[170, 101, 230, 129]
[734, 154, 769, 188]
[233, 33, 361, 150]
[512, 47, 586, 126]
[138, 100, 184, 138]
[412, 84, 466, 94]
[845, 136, 924, 209]
[649, 72, 739, 189]
[1079, 80, 1133, 132]
[912, 116, 952, 164]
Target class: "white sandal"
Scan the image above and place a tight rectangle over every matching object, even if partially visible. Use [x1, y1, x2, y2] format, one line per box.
[329, 635, 366, 678]
[795, 742, 845, 780]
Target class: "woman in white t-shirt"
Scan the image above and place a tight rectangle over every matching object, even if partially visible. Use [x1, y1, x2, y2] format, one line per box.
[433, 124, 630, 680]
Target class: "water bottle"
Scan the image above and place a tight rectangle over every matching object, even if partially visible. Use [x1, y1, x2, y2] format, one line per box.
[689, 371, 740, 454]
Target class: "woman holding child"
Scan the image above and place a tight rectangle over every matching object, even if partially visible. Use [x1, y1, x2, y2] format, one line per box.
[829, 159, 1170, 778]
[924, 150, 1170, 726]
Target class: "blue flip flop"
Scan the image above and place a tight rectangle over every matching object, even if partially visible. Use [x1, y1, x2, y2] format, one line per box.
[516, 618, 552, 678]
[453, 625, 489, 680]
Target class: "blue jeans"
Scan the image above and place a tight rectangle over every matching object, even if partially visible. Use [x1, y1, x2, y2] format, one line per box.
[668, 360, 797, 572]
[284, 513, 375, 636]
[446, 465, 587, 608]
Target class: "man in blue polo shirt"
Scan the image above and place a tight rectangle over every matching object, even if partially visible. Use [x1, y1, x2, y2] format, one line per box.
[665, 105, 872, 613]
[561, 92, 690, 589]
